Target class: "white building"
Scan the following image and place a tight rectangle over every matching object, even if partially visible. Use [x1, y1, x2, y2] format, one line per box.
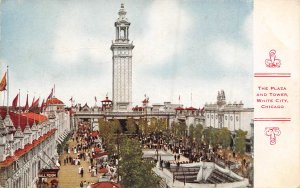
[204, 90, 254, 138]
[0, 108, 57, 188]
[111, 3, 134, 112]
[44, 97, 71, 146]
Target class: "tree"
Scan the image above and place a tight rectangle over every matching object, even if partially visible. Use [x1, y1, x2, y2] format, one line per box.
[138, 118, 148, 135]
[119, 138, 160, 188]
[148, 117, 157, 133]
[98, 118, 113, 145]
[194, 124, 203, 150]
[203, 127, 218, 147]
[126, 118, 136, 134]
[235, 129, 248, 154]
[111, 119, 122, 133]
[218, 128, 231, 149]
[157, 118, 167, 132]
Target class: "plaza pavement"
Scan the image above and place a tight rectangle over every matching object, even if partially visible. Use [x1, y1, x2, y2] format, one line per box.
[57, 139, 99, 188]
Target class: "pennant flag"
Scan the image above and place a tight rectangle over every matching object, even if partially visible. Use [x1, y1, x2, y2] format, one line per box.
[47, 88, 53, 101]
[0, 72, 7, 92]
[40, 99, 45, 113]
[12, 94, 19, 109]
[200, 107, 205, 114]
[31, 96, 35, 108]
[23, 93, 29, 112]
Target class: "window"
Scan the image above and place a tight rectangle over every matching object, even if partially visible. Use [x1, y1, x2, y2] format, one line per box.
[212, 115, 214, 119]
[225, 116, 227, 120]
[207, 115, 209, 118]
[236, 116, 239, 121]
[230, 116, 233, 121]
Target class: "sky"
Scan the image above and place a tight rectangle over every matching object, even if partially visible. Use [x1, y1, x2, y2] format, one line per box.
[0, 0, 253, 108]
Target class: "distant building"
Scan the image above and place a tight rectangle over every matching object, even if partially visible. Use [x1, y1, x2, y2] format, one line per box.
[204, 90, 254, 138]
[44, 97, 71, 145]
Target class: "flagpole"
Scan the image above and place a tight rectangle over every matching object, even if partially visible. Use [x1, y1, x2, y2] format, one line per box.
[6, 66, 9, 115]
[2, 90, 5, 106]
[18, 89, 20, 127]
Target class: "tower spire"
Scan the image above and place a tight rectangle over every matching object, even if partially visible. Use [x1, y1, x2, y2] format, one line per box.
[111, 4, 134, 112]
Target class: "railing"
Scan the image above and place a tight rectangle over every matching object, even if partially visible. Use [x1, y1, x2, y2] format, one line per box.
[74, 111, 176, 117]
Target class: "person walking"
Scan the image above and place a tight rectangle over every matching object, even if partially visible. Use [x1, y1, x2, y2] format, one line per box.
[80, 167, 84, 177]
[79, 181, 83, 188]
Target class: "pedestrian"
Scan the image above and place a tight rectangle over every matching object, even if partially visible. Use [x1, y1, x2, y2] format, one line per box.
[79, 181, 83, 188]
[80, 167, 84, 177]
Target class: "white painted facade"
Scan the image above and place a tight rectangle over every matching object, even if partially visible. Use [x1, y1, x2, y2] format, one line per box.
[204, 90, 254, 138]
[0, 112, 57, 188]
[111, 4, 134, 112]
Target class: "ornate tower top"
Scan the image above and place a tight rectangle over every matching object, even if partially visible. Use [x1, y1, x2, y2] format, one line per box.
[113, 3, 132, 43]
[117, 3, 127, 21]
[217, 90, 226, 106]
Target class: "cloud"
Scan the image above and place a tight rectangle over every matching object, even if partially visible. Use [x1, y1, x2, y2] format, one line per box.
[208, 12, 253, 72]
[52, 2, 111, 65]
[134, 0, 192, 66]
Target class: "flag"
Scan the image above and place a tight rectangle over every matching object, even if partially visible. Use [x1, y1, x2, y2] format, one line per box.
[200, 107, 205, 114]
[12, 94, 19, 109]
[29, 98, 39, 111]
[0, 72, 7, 91]
[23, 93, 29, 112]
[31, 96, 35, 107]
[69, 97, 73, 102]
[40, 99, 45, 113]
[47, 88, 53, 101]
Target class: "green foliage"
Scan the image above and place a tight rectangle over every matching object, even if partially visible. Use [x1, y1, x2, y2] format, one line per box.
[111, 119, 122, 133]
[119, 138, 160, 188]
[138, 118, 148, 135]
[126, 118, 136, 134]
[148, 117, 158, 133]
[235, 129, 247, 154]
[218, 128, 231, 148]
[171, 122, 186, 139]
[193, 124, 203, 149]
[157, 118, 168, 132]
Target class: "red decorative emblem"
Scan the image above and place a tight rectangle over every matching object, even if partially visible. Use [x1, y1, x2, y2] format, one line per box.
[265, 49, 281, 68]
[265, 127, 281, 145]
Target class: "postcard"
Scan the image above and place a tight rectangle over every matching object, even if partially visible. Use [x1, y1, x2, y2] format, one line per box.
[0, 0, 299, 188]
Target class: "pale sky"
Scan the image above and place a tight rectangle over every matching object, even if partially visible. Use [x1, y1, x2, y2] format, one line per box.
[0, 0, 253, 108]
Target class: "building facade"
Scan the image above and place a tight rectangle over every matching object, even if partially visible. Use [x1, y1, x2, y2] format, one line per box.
[0, 109, 57, 188]
[111, 3, 134, 112]
[44, 97, 72, 146]
[204, 90, 254, 139]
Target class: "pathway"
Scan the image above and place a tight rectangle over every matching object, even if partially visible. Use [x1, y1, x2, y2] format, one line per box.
[57, 138, 99, 188]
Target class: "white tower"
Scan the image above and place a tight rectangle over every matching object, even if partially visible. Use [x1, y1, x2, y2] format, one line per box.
[111, 3, 134, 111]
